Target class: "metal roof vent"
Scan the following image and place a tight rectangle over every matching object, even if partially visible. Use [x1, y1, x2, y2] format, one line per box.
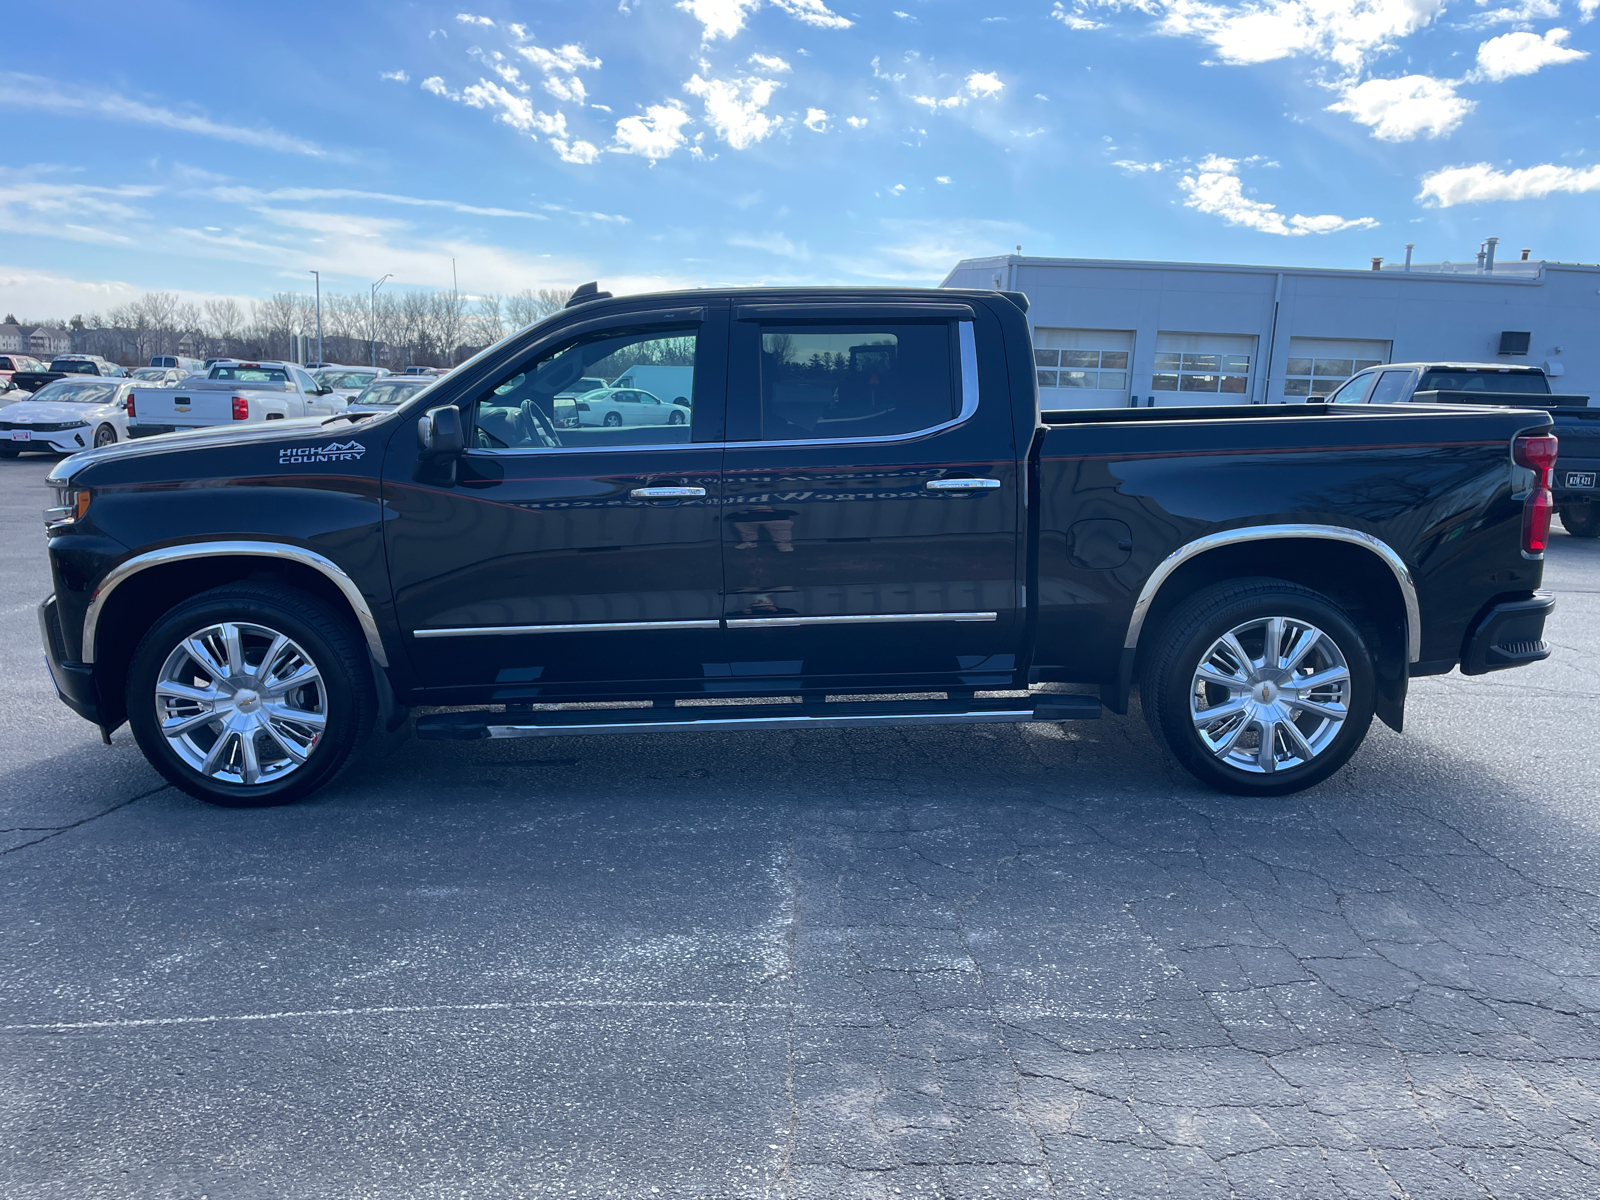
[1498, 331, 1531, 356]
[565, 281, 612, 308]
[1370, 257, 1383, 271]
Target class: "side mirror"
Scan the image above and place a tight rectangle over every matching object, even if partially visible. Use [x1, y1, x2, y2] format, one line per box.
[417, 404, 465, 459]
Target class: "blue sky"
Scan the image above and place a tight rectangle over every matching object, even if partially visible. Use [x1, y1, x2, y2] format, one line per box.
[2, 0, 1597, 317]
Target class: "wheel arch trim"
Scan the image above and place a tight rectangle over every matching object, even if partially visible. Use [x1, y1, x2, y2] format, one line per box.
[81, 540, 389, 667]
[1124, 524, 1421, 663]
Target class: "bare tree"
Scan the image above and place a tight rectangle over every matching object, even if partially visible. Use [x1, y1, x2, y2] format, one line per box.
[202, 299, 244, 357]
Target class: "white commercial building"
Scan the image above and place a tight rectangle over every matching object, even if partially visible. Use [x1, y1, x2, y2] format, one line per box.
[941, 247, 1600, 409]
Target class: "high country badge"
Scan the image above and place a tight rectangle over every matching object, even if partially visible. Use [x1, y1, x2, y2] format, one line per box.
[279, 440, 367, 465]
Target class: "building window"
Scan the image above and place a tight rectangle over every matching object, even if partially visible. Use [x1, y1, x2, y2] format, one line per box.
[1282, 337, 1389, 398]
[1032, 328, 1134, 409]
[1151, 333, 1256, 401]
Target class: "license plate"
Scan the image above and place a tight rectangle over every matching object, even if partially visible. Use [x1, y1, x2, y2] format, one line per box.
[9, 430, 28, 441]
[1567, 472, 1597, 488]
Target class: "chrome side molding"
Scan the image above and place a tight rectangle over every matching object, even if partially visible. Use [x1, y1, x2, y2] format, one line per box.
[926, 478, 1001, 490]
[81, 540, 388, 666]
[415, 619, 720, 638]
[725, 611, 998, 629]
[1123, 524, 1422, 663]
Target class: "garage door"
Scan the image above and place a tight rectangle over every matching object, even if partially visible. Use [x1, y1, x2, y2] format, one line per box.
[1033, 328, 1134, 410]
[1283, 338, 1390, 398]
[1152, 332, 1256, 405]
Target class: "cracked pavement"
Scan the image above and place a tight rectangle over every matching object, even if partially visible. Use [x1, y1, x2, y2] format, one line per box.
[3, 458, 1600, 1198]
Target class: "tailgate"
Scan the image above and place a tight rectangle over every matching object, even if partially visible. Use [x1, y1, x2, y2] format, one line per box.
[130, 385, 238, 425]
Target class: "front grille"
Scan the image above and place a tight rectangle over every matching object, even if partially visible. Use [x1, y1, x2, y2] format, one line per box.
[0, 421, 86, 433]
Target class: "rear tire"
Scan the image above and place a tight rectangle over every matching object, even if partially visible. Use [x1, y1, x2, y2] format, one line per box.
[125, 584, 376, 807]
[1140, 578, 1376, 796]
[1559, 504, 1600, 538]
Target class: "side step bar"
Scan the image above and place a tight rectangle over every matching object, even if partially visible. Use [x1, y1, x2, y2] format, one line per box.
[417, 694, 1101, 741]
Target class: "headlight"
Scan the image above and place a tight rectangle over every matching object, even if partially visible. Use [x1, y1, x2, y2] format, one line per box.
[45, 486, 90, 530]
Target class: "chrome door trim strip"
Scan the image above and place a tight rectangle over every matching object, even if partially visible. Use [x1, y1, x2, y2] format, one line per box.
[925, 477, 1001, 490]
[466, 320, 982, 456]
[414, 619, 721, 638]
[630, 486, 707, 498]
[726, 611, 998, 629]
[1123, 524, 1422, 662]
[485, 708, 1036, 738]
[81, 540, 388, 666]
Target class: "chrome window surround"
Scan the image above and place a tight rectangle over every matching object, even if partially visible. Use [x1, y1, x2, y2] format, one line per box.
[414, 611, 998, 637]
[467, 320, 980, 456]
[80, 541, 388, 666]
[1124, 524, 1421, 663]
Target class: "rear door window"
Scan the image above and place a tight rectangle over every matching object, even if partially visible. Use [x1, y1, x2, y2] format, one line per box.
[743, 322, 958, 442]
[1366, 370, 1413, 404]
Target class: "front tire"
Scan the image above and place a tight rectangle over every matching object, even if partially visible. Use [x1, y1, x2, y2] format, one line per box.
[126, 584, 376, 807]
[93, 424, 117, 448]
[1140, 579, 1376, 796]
[1560, 504, 1600, 538]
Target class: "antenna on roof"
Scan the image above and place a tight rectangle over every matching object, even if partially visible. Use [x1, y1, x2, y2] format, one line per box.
[565, 281, 612, 308]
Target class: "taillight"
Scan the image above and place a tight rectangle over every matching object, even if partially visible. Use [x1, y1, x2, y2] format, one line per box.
[1514, 434, 1558, 554]
[1513, 434, 1558, 487]
[231, 395, 249, 421]
[125, 392, 135, 418]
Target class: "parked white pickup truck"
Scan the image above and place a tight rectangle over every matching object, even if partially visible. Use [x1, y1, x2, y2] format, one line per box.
[125, 360, 345, 438]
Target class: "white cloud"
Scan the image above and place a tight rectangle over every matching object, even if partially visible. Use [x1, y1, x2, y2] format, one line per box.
[551, 138, 602, 164]
[935, 175, 952, 183]
[729, 231, 809, 258]
[0, 73, 328, 157]
[965, 71, 1004, 97]
[770, 0, 853, 29]
[1114, 159, 1165, 172]
[1467, 0, 1559, 26]
[677, 0, 761, 39]
[683, 72, 783, 148]
[803, 107, 828, 131]
[1326, 75, 1473, 141]
[460, 79, 551, 134]
[380, 70, 411, 83]
[611, 101, 694, 160]
[1149, 0, 1446, 73]
[456, 12, 495, 25]
[890, 183, 906, 194]
[912, 94, 964, 109]
[675, 0, 850, 39]
[210, 186, 550, 220]
[1582, 0, 1598, 20]
[469, 48, 529, 92]
[1474, 28, 1587, 81]
[1179, 155, 1378, 235]
[749, 53, 792, 71]
[846, 115, 868, 128]
[1418, 160, 1600, 205]
[894, 9, 914, 17]
[422, 76, 458, 99]
[510, 39, 602, 105]
[1051, 2, 1106, 29]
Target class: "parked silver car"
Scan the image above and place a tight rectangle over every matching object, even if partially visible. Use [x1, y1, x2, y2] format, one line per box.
[571, 386, 689, 428]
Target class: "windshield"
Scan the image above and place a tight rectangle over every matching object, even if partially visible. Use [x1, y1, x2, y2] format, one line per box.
[1418, 370, 1551, 395]
[355, 379, 429, 406]
[211, 365, 289, 383]
[318, 371, 379, 389]
[30, 380, 119, 404]
[130, 368, 169, 380]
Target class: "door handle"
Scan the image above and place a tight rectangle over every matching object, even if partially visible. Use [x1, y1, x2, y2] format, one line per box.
[925, 478, 1001, 490]
[631, 486, 707, 498]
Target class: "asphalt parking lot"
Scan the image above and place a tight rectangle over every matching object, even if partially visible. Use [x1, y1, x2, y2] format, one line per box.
[2, 455, 1599, 1200]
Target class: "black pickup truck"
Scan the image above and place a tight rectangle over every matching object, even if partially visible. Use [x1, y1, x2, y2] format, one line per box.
[13, 354, 126, 393]
[38, 286, 1557, 807]
[1315, 361, 1598, 536]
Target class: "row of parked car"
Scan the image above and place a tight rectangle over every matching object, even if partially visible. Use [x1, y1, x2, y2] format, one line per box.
[0, 356, 457, 456]
[0, 350, 693, 456]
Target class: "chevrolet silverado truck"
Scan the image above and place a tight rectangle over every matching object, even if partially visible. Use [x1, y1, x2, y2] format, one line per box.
[38, 286, 1558, 807]
[125, 359, 344, 437]
[1320, 362, 1597, 537]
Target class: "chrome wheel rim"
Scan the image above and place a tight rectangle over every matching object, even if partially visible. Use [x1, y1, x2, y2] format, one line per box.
[154, 621, 327, 786]
[1190, 615, 1351, 775]
[94, 426, 115, 447]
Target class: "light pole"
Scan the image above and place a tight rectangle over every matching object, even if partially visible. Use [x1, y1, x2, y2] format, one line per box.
[369, 273, 392, 368]
[310, 270, 322, 366]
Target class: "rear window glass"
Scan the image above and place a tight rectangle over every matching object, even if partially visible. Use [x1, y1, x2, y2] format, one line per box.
[753, 323, 957, 442]
[1418, 370, 1550, 395]
[211, 366, 289, 383]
